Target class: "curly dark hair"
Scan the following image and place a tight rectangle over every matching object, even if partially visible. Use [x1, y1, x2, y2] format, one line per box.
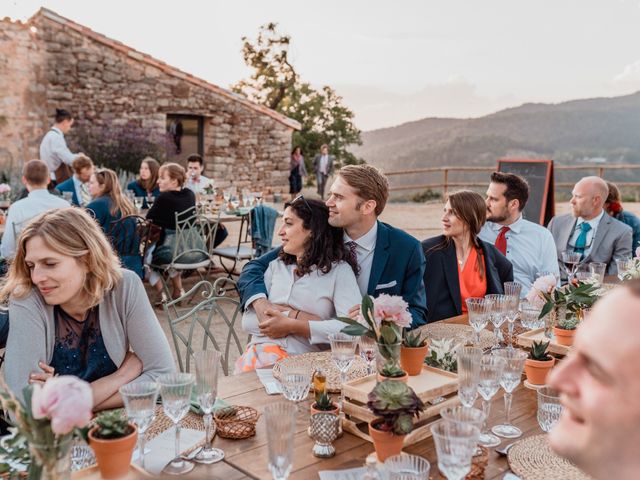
[278, 196, 359, 277]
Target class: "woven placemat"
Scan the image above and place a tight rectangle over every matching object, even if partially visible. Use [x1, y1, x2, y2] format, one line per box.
[272, 352, 369, 392]
[508, 434, 593, 480]
[418, 323, 494, 351]
[146, 405, 205, 443]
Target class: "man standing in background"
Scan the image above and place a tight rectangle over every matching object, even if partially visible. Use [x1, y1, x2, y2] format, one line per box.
[39, 109, 83, 184]
[313, 144, 334, 200]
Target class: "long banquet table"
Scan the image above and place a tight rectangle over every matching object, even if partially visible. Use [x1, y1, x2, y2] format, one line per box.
[182, 314, 541, 479]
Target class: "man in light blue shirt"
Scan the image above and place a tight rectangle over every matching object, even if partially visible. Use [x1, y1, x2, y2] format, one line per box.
[479, 172, 559, 296]
[39, 109, 83, 183]
[55, 155, 94, 207]
[1, 160, 70, 259]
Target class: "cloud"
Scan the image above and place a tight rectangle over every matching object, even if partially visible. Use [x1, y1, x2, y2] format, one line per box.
[613, 60, 640, 85]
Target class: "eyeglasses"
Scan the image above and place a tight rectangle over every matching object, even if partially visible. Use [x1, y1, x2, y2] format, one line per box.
[291, 194, 312, 212]
[567, 221, 594, 251]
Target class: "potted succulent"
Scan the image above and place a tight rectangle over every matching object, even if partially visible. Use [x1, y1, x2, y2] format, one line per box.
[553, 315, 579, 346]
[367, 380, 424, 461]
[377, 363, 408, 383]
[88, 410, 138, 479]
[310, 391, 339, 416]
[400, 330, 429, 376]
[524, 340, 555, 385]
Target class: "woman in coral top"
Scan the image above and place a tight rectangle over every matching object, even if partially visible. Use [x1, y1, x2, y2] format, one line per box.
[421, 190, 513, 323]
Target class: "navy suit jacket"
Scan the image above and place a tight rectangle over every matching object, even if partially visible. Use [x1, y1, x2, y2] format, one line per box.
[237, 221, 429, 328]
[421, 235, 513, 323]
[55, 177, 79, 206]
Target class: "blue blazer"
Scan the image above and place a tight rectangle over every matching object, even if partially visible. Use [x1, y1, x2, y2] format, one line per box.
[237, 221, 429, 328]
[421, 235, 513, 323]
[56, 177, 79, 206]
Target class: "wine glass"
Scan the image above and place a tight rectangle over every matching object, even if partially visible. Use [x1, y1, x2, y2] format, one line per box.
[616, 257, 634, 281]
[384, 453, 431, 480]
[265, 402, 297, 480]
[134, 196, 144, 211]
[465, 297, 492, 346]
[456, 346, 482, 408]
[477, 354, 506, 447]
[491, 349, 527, 438]
[537, 386, 563, 432]
[359, 336, 377, 375]
[223, 189, 231, 204]
[431, 421, 480, 480]
[158, 373, 195, 475]
[561, 251, 581, 283]
[280, 364, 311, 412]
[146, 194, 155, 209]
[119, 381, 159, 471]
[485, 294, 508, 350]
[328, 333, 358, 412]
[192, 350, 224, 464]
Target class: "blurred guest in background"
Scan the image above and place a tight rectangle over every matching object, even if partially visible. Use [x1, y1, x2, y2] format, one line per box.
[312, 144, 333, 200]
[127, 157, 160, 209]
[604, 180, 640, 252]
[289, 146, 307, 196]
[39, 108, 83, 184]
[56, 155, 94, 207]
[185, 154, 212, 195]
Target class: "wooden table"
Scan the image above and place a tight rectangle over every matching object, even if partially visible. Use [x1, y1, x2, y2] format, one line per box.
[184, 315, 540, 479]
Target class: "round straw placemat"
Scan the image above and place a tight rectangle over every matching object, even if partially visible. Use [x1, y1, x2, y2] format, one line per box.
[508, 434, 593, 480]
[146, 405, 204, 442]
[272, 352, 369, 392]
[417, 323, 494, 351]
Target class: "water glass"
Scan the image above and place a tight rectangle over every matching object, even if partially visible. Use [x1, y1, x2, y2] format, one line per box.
[384, 453, 431, 480]
[134, 196, 144, 211]
[328, 333, 358, 411]
[465, 297, 492, 346]
[485, 294, 508, 349]
[193, 350, 224, 464]
[265, 402, 297, 480]
[589, 262, 606, 284]
[537, 386, 563, 432]
[119, 381, 159, 471]
[281, 364, 312, 411]
[616, 257, 634, 281]
[491, 349, 527, 438]
[158, 373, 195, 475]
[456, 346, 482, 408]
[477, 354, 506, 447]
[359, 336, 377, 375]
[519, 299, 544, 330]
[431, 421, 480, 480]
[503, 282, 522, 350]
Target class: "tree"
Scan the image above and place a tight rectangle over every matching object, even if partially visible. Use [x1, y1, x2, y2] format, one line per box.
[232, 22, 364, 169]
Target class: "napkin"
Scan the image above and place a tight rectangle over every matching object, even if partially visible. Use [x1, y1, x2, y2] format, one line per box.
[134, 427, 204, 476]
[255, 368, 282, 395]
[319, 467, 367, 480]
[189, 392, 230, 415]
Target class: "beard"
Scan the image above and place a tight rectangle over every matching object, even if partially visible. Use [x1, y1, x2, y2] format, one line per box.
[487, 210, 508, 223]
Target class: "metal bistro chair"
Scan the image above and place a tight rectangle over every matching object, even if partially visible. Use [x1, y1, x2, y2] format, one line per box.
[107, 215, 155, 279]
[211, 208, 254, 278]
[161, 278, 244, 376]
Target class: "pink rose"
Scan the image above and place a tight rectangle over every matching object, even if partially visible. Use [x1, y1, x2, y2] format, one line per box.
[373, 294, 412, 329]
[31, 376, 93, 435]
[635, 246, 640, 259]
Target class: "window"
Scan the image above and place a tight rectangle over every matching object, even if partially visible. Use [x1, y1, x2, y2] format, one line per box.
[165, 114, 203, 164]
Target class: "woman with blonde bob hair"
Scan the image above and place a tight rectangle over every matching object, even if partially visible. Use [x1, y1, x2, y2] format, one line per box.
[1, 208, 175, 409]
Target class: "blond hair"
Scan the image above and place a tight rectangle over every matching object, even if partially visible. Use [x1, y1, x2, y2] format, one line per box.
[159, 162, 186, 188]
[0, 208, 122, 306]
[338, 164, 389, 216]
[93, 168, 136, 217]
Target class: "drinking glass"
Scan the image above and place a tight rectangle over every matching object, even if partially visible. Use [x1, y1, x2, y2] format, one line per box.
[477, 354, 506, 447]
[119, 381, 159, 471]
[193, 350, 224, 464]
[328, 333, 358, 412]
[456, 346, 482, 408]
[503, 282, 522, 350]
[384, 453, 431, 480]
[280, 364, 311, 411]
[537, 386, 563, 432]
[519, 299, 544, 330]
[465, 297, 492, 346]
[589, 262, 606, 284]
[158, 373, 195, 475]
[265, 402, 297, 480]
[561, 251, 581, 283]
[485, 294, 508, 350]
[359, 336, 377, 375]
[440, 406, 485, 456]
[146, 194, 155, 209]
[491, 349, 527, 438]
[134, 196, 144, 211]
[616, 257, 634, 281]
[431, 421, 480, 480]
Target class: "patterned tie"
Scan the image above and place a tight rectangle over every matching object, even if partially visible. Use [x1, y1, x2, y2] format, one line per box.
[494, 226, 510, 255]
[573, 222, 592, 256]
[79, 183, 91, 206]
[346, 241, 360, 277]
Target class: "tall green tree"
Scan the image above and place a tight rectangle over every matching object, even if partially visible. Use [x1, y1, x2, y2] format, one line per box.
[232, 22, 363, 169]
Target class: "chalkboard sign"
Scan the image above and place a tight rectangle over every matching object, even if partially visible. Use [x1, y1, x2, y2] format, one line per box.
[497, 159, 554, 225]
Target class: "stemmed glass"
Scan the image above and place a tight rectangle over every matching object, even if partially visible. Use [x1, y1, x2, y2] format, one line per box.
[485, 294, 508, 350]
[328, 333, 358, 412]
[119, 381, 159, 471]
[561, 251, 581, 283]
[280, 364, 311, 412]
[134, 196, 144, 211]
[456, 346, 482, 408]
[431, 421, 480, 480]
[359, 336, 377, 375]
[265, 402, 297, 480]
[465, 297, 492, 346]
[158, 373, 196, 475]
[192, 350, 224, 464]
[491, 349, 527, 438]
[503, 282, 522, 350]
[477, 355, 506, 447]
[146, 194, 155, 209]
[537, 387, 563, 432]
[519, 299, 544, 330]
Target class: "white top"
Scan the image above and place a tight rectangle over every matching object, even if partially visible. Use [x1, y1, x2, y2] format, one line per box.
[71, 175, 91, 206]
[1, 189, 70, 259]
[344, 222, 378, 296]
[39, 127, 78, 180]
[569, 209, 605, 259]
[242, 259, 361, 354]
[479, 215, 559, 296]
[319, 155, 329, 175]
[185, 175, 212, 195]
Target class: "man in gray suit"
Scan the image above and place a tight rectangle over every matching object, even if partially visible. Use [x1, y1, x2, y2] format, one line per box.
[313, 144, 334, 199]
[548, 176, 632, 277]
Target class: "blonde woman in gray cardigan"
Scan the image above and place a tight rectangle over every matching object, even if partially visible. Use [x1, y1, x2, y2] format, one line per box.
[1, 208, 175, 411]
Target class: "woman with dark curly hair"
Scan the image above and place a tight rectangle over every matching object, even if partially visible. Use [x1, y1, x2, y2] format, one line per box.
[236, 196, 361, 372]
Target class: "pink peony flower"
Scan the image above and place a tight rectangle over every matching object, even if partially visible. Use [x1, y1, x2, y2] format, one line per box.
[31, 376, 93, 435]
[636, 246, 640, 259]
[372, 294, 412, 329]
[526, 274, 557, 307]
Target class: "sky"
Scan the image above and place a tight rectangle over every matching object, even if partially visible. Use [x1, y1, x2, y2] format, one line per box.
[5, 0, 640, 130]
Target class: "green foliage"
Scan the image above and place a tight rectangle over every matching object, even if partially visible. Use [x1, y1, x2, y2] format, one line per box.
[529, 340, 552, 361]
[403, 330, 427, 348]
[232, 23, 363, 169]
[367, 381, 424, 436]
[539, 281, 599, 319]
[93, 411, 133, 440]
[424, 338, 458, 372]
[411, 189, 441, 203]
[313, 391, 336, 411]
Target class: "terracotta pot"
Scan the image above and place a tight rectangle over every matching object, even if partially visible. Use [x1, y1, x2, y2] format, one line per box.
[553, 327, 576, 346]
[400, 344, 429, 375]
[368, 419, 405, 462]
[524, 357, 555, 385]
[89, 423, 138, 479]
[376, 372, 409, 384]
[310, 402, 340, 416]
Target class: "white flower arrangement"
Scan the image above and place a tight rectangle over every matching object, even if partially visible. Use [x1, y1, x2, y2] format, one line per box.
[424, 338, 460, 373]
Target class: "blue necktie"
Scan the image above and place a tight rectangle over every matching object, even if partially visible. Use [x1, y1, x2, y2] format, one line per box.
[573, 222, 592, 256]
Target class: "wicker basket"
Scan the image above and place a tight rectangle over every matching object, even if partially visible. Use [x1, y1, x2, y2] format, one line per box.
[214, 406, 260, 439]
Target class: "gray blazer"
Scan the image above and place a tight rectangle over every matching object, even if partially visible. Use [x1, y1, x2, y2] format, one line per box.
[547, 212, 632, 276]
[313, 154, 334, 176]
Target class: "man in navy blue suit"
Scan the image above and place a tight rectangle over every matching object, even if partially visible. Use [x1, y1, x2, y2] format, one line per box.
[238, 164, 428, 330]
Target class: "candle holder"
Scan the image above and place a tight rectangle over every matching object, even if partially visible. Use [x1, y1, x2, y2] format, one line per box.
[309, 413, 339, 458]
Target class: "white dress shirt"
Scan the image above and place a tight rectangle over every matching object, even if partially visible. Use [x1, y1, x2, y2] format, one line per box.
[319, 154, 329, 175]
[71, 175, 91, 206]
[185, 175, 212, 195]
[1, 189, 70, 259]
[39, 127, 78, 180]
[480, 215, 559, 296]
[242, 259, 361, 354]
[568, 210, 605, 259]
[344, 222, 378, 296]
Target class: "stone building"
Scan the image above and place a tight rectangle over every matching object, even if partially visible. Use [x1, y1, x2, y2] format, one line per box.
[0, 8, 300, 191]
